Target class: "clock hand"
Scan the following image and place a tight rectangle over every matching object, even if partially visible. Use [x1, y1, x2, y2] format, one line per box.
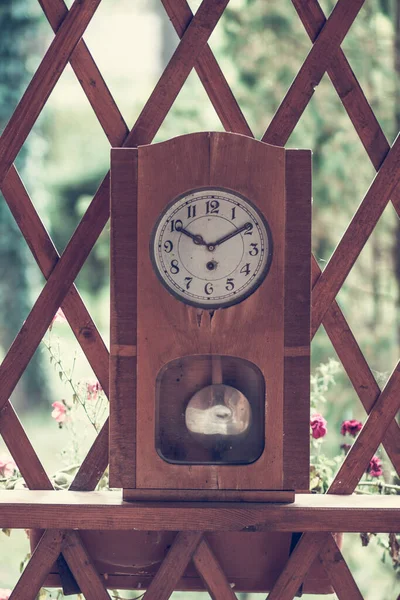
[175, 224, 206, 246]
[209, 222, 252, 249]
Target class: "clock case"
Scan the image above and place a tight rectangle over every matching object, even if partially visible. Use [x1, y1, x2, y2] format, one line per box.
[110, 132, 311, 501]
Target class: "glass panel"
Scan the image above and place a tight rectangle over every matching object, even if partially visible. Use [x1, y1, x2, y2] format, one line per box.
[155, 355, 265, 464]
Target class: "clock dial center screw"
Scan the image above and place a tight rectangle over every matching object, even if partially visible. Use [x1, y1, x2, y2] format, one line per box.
[206, 260, 217, 271]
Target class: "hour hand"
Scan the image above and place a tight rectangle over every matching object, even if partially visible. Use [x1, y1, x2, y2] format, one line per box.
[211, 222, 252, 248]
[175, 224, 206, 246]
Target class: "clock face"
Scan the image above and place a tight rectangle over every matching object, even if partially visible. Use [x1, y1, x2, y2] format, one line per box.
[150, 188, 273, 309]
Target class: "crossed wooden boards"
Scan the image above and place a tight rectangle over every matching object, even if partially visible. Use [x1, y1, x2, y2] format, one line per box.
[0, 0, 398, 598]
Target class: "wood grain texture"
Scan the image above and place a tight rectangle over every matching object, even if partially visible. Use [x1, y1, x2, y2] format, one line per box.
[192, 538, 238, 600]
[0, 401, 53, 490]
[9, 530, 63, 600]
[38, 0, 129, 146]
[312, 132, 400, 335]
[161, 0, 252, 136]
[263, 0, 365, 146]
[123, 489, 295, 503]
[110, 148, 138, 488]
[329, 362, 400, 494]
[1, 491, 399, 532]
[319, 535, 363, 600]
[283, 149, 312, 490]
[61, 531, 110, 599]
[136, 132, 286, 491]
[142, 532, 203, 600]
[267, 532, 330, 600]
[0, 0, 102, 184]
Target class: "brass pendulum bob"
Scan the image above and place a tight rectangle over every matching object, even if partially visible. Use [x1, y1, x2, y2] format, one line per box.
[185, 356, 252, 458]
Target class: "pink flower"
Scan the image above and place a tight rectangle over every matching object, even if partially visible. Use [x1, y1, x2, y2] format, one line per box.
[310, 413, 328, 439]
[0, 589, 11, 600]
[51, 401, 67, 423]
[86, 380, 102, 401]
[0, 455, 16, 478]
[341, 419, 363, 437]
[367, 455, 383, 477]
[50, 308, 67, 330]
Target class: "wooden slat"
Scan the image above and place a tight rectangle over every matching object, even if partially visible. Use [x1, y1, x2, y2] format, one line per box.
[292, 0, 390, 172]
[126, 0, 230, 148]
[61, 531, 110, 599]
[329, 362, 400, 494]
[0, 401, 53, 490]
[312, 133, 400, 335]
[161, 0, 252, 136]
[0, 491, 398, 532]
[143, 532, 203, 600]
[192, 538, 237, 600]
[69, 420, 109, 491]
[283, 149, 312, 490]
[292, 0, 400, 220]
[316, 269, 400, 477]
[109, 148, 138, 488]
[0, 0, 102, 184]
[263, 0, 365, 146]
[1, 165, 110, 396]
[38, 0, 129, 146]
[9, 530, 63, 600]
[267, 532, 329, 600]
[319, 535, 364, 600]
[0, 176, 110, 409]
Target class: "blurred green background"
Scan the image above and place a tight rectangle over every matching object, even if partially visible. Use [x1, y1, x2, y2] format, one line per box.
[0, 0, 399, 598]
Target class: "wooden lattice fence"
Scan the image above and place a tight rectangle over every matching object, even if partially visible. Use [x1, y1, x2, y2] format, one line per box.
[0, 0, 399, 598]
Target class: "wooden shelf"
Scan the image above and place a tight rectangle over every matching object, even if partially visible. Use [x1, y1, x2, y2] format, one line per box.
[0, 491, 398, 532]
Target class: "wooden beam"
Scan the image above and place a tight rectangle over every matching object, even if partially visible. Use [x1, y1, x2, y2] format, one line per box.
[0, 492, 397, 532]
[61, 531, 110, 599]
[193, 538, 238, 600]
[263, 0, 365, 145]
[143, 532, 203, 600]
[0, 0, 102, 184]
[9, 530, 63, 600]
[267, 532, 328, 600]
[319, 535, 363, 600]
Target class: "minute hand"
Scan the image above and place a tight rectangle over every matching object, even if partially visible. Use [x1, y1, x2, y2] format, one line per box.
[211, 222, 252, 248]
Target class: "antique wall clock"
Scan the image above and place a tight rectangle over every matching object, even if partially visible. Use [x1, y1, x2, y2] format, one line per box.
[110, 131, 312, 501]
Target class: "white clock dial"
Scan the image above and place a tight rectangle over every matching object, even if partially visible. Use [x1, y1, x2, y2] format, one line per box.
[150, 188, 273, 309]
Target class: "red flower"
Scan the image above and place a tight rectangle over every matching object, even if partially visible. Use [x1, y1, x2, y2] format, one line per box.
[367, 456, 383, 477]
[340, 443, 351, 454]
[310, 413, 328, 439]
[341, 419, 362, 437]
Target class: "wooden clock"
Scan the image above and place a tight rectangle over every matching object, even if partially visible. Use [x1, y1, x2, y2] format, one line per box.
[109, 132, 312, 502]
